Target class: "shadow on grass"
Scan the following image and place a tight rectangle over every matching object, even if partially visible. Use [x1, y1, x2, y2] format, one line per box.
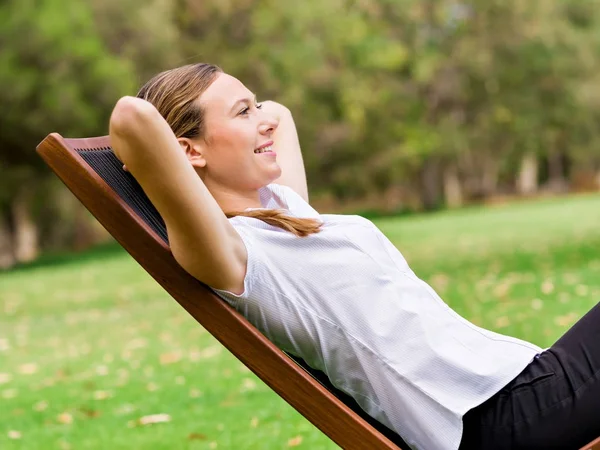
[2, 241, 127, 274]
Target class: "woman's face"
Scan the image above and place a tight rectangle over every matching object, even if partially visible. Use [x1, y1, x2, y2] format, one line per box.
[190, 72, 281, 192]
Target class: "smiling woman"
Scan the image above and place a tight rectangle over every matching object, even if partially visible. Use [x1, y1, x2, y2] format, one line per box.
[132, 64, 318, 236]
[109, 62, 600, 450]
[110, 64, 322, 290]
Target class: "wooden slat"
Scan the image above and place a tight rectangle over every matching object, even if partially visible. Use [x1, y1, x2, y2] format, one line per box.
[582, 436, 600, 450]
[36, 132, 401, 450]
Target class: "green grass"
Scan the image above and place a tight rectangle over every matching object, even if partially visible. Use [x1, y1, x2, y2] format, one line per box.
[2, 193, 600, 449]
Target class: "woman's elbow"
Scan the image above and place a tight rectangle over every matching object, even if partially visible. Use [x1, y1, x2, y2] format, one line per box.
[109, 96, 157, 137]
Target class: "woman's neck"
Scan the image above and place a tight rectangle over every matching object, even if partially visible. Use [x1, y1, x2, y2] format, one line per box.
[204, 181, 263, 213]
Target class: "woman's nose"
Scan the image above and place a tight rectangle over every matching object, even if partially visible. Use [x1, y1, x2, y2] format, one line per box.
[259, 113, 279, 135]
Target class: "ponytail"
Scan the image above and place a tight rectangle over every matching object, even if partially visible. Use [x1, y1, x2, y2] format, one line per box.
[225, 209, 322, 237]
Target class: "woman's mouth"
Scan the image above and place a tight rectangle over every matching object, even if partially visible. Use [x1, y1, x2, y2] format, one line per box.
[254, 145, 274, 154]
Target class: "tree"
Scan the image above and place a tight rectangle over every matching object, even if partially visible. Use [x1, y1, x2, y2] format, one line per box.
[0, 0, 135, 266]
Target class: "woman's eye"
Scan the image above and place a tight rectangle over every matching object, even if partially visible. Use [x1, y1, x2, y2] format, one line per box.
[239, 103, 262, 116]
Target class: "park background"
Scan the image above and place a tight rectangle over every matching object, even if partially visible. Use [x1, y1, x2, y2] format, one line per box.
[2, 0, 600, 448]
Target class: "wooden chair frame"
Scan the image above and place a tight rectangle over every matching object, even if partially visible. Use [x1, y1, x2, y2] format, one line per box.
[36, 133, 600, 450]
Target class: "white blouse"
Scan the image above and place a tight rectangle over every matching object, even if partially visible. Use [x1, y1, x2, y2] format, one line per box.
[213, 184, 541, 450]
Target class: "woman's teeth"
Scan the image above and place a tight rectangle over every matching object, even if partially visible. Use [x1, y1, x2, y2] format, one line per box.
[254, 145, 272, 154]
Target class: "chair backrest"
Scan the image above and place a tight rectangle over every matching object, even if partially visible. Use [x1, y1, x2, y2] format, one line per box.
[36, 133, 408, 450]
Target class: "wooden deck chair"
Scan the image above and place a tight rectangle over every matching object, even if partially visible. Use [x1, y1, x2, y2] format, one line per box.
[37, 133, 600, 450]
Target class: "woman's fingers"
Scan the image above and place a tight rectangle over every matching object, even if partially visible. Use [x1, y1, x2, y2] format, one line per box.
[123, 164, 129, 172]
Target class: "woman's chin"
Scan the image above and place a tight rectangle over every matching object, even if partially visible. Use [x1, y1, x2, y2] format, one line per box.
[266, 165, 282, 182]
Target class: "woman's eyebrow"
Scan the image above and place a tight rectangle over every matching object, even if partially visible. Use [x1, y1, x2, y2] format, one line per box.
[229, 94, 258, 113]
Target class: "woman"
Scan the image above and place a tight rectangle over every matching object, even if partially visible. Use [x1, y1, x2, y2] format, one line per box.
[109, 63, 600, 450]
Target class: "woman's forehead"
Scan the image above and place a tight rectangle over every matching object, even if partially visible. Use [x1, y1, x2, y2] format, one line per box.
[200, 73, 253, 111]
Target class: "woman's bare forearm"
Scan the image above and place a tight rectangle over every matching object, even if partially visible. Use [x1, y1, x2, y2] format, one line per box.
[262, 101, 309, 202]
[109, 96, 246, 292]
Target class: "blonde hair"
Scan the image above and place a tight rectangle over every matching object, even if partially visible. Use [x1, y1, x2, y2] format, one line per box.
[137, 63, 321, 237]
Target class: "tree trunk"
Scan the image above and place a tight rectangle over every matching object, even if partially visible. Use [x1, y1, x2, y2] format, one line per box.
[546, 149, 567, 192]
[517, 152, 539, 195]
[0, 211, 15, 269]
[481, 157, 499, 195]
[12, 185, 39, 263]
[443, 164, 463, 208]
[420, 159, 441, 210]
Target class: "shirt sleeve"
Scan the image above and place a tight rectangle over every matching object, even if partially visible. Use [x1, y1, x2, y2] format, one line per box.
[211, 223, 258, 306]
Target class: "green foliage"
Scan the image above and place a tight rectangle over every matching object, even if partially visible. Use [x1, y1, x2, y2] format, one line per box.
[168, 0, 600, 204]
[0, 0, 136, 168]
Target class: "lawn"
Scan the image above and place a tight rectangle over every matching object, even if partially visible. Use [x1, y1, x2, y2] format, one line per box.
[1, 193, 600, 449]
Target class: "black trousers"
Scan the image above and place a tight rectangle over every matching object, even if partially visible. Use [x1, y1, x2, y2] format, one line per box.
[460, 302, 600, 450]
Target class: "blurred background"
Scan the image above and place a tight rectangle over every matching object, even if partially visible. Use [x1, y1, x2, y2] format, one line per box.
[2, 0, 600, 268]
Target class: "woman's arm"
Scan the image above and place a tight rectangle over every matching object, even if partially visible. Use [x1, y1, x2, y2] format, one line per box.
[109, 96, 247, 294]
[261, 101, 309, 202]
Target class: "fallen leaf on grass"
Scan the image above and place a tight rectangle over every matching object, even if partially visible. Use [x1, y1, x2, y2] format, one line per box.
[541, 279, 554, 295]
[219, 397, 238, 407]
[125, 338, 147, 350]
[188, 432, 207, 440]
[93, 390, 112, 400]
[3, 388, 18, 399]
[40, 377, 56, 388]
[429, 273, 449, 292]
[531, 298, 543, 310]
[128, 413, 171, 427]
[240, 378, 257, 392]
[288, 436, 303, 447]
[189, 388, 202, 398]
[57, 412, 73, 424]
[0, 338, 10, 351]
[79, 407, 101, 418]
[8, 430, 21, 439]
[493, 281, 511, 299]
[33, 401, 48, 412]
[559, 293, 571, 304]
[159, 352, 181, 365]
[189, 345, 221, 362]
[19, 363, 38, 375]
[495, 316, 510, 328]
[0, 373, 12, 384]
[139, 413, 171, 425]
[575, 284, 589, 296]
[554, 312, 578, 327]
[55, 368, 70, 380]
[159, 332, 173, 342]
[563, 273, 579, 285]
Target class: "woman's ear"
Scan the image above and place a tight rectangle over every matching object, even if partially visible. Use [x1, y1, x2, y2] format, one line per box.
[177, 138, 207, 168]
